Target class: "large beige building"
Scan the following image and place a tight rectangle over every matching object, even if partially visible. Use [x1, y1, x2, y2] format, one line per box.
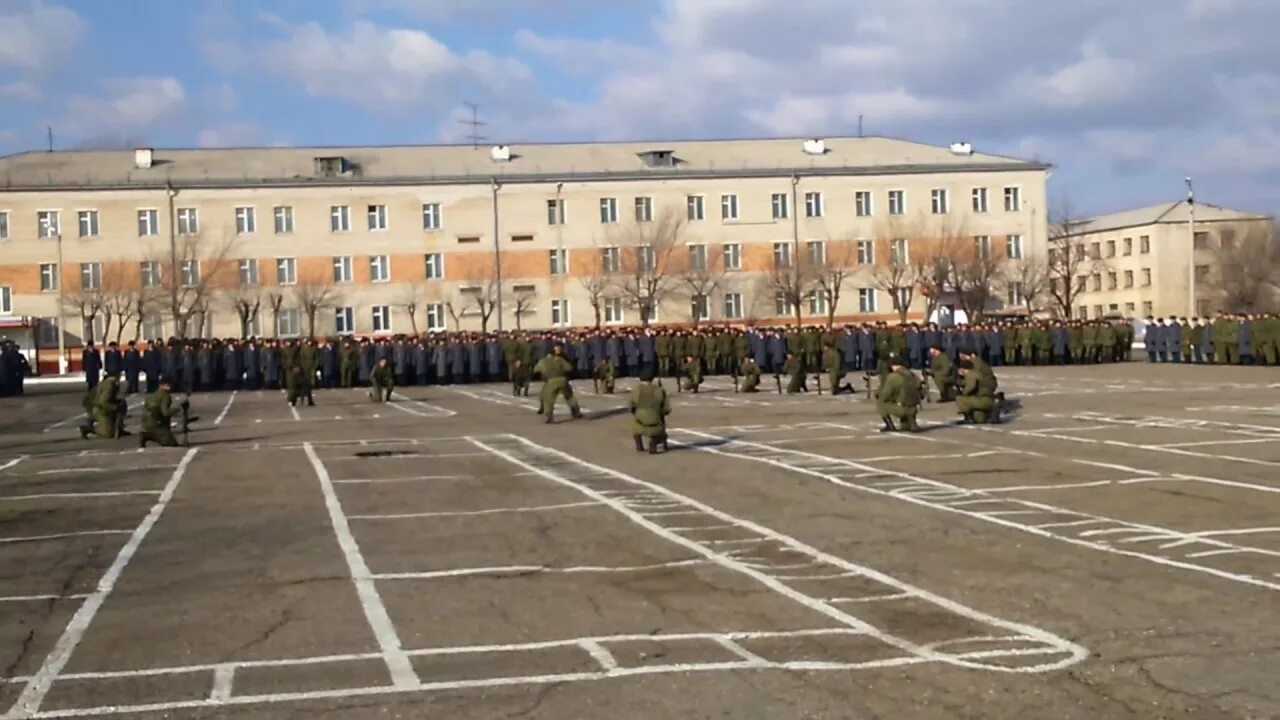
[1063, 201, 1273, 320]
[0, 136, 1047, 367]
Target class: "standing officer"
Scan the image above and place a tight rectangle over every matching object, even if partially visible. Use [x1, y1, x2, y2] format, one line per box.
[83, 342, 103, 390]
[533, 344, 582, 423]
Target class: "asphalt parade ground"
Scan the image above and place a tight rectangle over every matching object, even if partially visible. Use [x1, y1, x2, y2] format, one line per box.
[2, 363, 1279, 719]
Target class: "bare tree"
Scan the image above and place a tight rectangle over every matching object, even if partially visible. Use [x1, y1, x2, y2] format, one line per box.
[577, 250, 611, 329]
[866, 226, 918, 324]
[509, 284, 537, 330]
[764, 240, 816, 325]
[675, 241, 726, 327]
[61, 287, 106, 345]
[1003, 253, 1051, 315]
[264, 290, 286, 339]
[97, 261, 141, 342]
[293, 271, 342, 338]
[1204, 221, 1280, 313]
[159, 232, 237, 338]
[811, 238, 859, 327]
[1046, 201, 1100, 318]
[224, 286, 262, 339]
[605, 208, 689, 328]
[951, 236, 1005, 323]
[396, 283, 423, 335]
[447, 263, 501, 332]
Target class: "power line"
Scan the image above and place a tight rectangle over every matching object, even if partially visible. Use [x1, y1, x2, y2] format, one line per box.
[459, 101, 487, 149]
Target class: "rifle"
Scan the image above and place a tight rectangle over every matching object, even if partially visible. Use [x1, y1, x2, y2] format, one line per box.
[593, 375, 600, 394]
[182, 393, 191, 447]
[863, 372, 873, 399]
[731, 365, 739, 393]
[815, 373, 823, 396]
[774, 373, 782, 394]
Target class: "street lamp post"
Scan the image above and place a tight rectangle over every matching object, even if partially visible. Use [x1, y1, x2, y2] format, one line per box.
[1186, 177, 1196, 318]
[41, 218, 68, 375]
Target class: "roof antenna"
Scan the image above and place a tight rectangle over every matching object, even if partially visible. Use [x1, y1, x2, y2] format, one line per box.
[47, 126, 54, 152]
[459, 101, 487, 149]
[857, 115, 863, 138]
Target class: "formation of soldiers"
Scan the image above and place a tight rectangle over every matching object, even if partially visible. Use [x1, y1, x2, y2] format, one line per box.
[1141, 313, 1280, 365]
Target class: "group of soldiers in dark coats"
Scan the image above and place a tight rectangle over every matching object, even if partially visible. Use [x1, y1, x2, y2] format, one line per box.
[1141, 313, 1280, 365]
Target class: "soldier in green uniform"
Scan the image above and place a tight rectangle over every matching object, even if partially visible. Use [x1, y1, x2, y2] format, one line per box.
[1215, 313, 1239, 364]
[681, 355, 703, 392]
[924, 346, 956, 401]
[1068, 321, 1084, 364]
[1032, 322, 1052, 365]
[803, 327, 822, 373]
[369, 357, 395, 402]
[822, 343, 853, 395]
[1098, 321, 1116, 364]
[138, 378, 184, 448]
[595, 358, 617, 393]
[738, 354, 761, 392]
[705, 330, 722, 376]
[956, 350, 1000, 424]
[281, 340, 299, 396]
[628, 369, 671, 454]
[509, 358, 530, 396]
[287, 364, 315, 406]
[875, 355, 921, 432]
[655, 332, 672, 376]
[534, 344, 582, 423]
[1082, 322, 1098, 364]
[340, 340, 358, 388]
[92, 371, 129, 439]
[783, 352, 807, 393]
[78, 385, 99, 439]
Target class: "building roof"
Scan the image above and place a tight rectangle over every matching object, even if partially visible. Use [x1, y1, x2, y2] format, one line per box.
[0, 136, 1045, 192]
[1072, 200, 1272, 235]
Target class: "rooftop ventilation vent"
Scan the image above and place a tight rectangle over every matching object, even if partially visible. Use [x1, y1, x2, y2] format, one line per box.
[949, 142, 973, 156]
[802, 139, 826, 155]
[134, 148, 154, 169]
[490, 145, 512, 162]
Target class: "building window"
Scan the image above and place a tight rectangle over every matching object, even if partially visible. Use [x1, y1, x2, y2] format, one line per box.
[1075, 275, 1087, 292]
[538, 198, 563, 226]
[888, 190, 905, 216]
[548, 248, 568, 276]
[1006, 234, 1023, 259]
[180, 260, 200, 288]
[1125, 302, 1136, 314]
[1221, 229, 1237, 249]
[1089, 242, 1101, 259]
[858, 288, 877, 313]
[806, 239, 826, 265]
[1105, 239, 1115, 257]
[1003, 186, 1021, 211]
[276, 257, 297, 286]
[330, 205, 350, 232]
[691, 295, 710, 321]
[332, 307, 354, 335]
[1193, 231, 1210, 249]
[40, 263, 59, 292]
[274, 205, 293, 234]
[139, 261, 162, 288]
[238, 259, 259, 288]
[1090, 274, 1101, 291]
[176, 207, 198, 235]
[77, 210, 99, 238]
[890, 238, 908, 264]
[277, 308, 300, 338]
[930, 189, 949, 214]
[426, 303, 446, 332]
[686, 195, 705, 221]
[1005, 281, 1025, 307]
[772, 241, 792, 269]
[38, 317, 59, 345]
[804, 191, 823, 218]
[80, 262, 101, 291]
[604, 297, 624, 325]
[510, 234, 534, 243]
[370, 255, 390, 283]
[0, 211, 8, 239]
[893, 287, 911, 310]
[1142, 301, 1153, 316]
[634, 196, 653, 222]
[367, 204, 387, 231]
[550, 298, 571, 327]
[723, 243, 741, 271]
[1123, 237, 1132, 255]
[137, 209, 158, 237]
[600, 198, 618, 224]
[422, 203, 442, 230]
[1139, 235, 1151, 253]
[774, 292, 793, 317]
[38, 210, 60, 236]
[723, 292, 743, 320]
[688, 244, 708, 272]
[855, 191, 873, 217]
[1141, 268, 1152, 286]
[857, 239, 874, 265]
[333, 256, 353, 284]
[972, 187, 988, 213]
[637, 245, 656, 272]
[371, 305, 392, 334]
[601, 246, 620, 273]
[423, 253, 444, 280]
[720, 194, 739, 220]
[1078, 305, 1088, 319]
[1196, 264, 1211, 282]
[235, 206, 256, 234]
[1107, 272, 1118, 290]
[807, 291, 827, 316]
[0, 286, 11, 315]
[1123, 270, 1134, 288]
[457, 235, 480, 244]
[1093, 304, 1103, 318]
[974, 235, 992, 260]
[771, 193, 790, 220]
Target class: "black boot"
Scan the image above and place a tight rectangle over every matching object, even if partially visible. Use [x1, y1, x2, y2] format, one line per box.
[648, 439, 659, 454]
[138, 433, 147, 449]
[571, 408, 583, 419]
[634, 436, 645, 452]
[79, 425, 91, 440]
[879, 416, 897, 433]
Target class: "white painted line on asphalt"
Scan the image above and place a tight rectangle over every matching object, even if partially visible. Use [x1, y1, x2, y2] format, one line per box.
[578, 640, 618, 672]
[41, 399, 144, 434]
[828, 593, 913, 604]
[4, 448, 198, 719]
[0, 491, 161, 502]
[970, 481, 1114, 494]
[0, 530, 133, 545]
[36, 464, 176, 476]
[209, 664, 235, 703]
[332, 475, 470, 485]
[213, 390, 237, 426]
[302, 442, 418, 690]
[0, 594, 89, 604]
[0, 456, 26, 472]
[387, 392, 457, 418]
[288, 404, 301, 421]
[373, 559, 707, 580]
[349, 501, 601, 520]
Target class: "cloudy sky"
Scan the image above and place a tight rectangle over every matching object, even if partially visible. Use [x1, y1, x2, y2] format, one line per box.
[2, 0, 1278, 216]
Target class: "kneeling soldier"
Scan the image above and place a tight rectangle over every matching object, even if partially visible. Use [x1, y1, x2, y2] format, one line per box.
[875, 355, 922, 432]
[629, 370, 671, 454]
[681, 355, 702, 392]
[739, 355, 761, 392]
[92, 371, 130, 439]
[595, 358, 617, 394]
[139, 378, 184, 448]
[370, 357, 395, 402]
[924, 346, 957, 402]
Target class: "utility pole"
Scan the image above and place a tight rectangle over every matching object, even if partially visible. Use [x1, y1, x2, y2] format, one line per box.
[1186, 177, 1196, 318]
[491, 178, 503, 331]
[460, 102, 487, 149]
[167, 184, 179, 336]
[47, 126, 54, 152]
[41, 218, 67, 374]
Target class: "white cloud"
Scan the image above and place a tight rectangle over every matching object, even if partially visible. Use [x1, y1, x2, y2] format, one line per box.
[61, 77, 187, 137]
[0, 0, 85, 74]
[0, 81, 40, 102]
